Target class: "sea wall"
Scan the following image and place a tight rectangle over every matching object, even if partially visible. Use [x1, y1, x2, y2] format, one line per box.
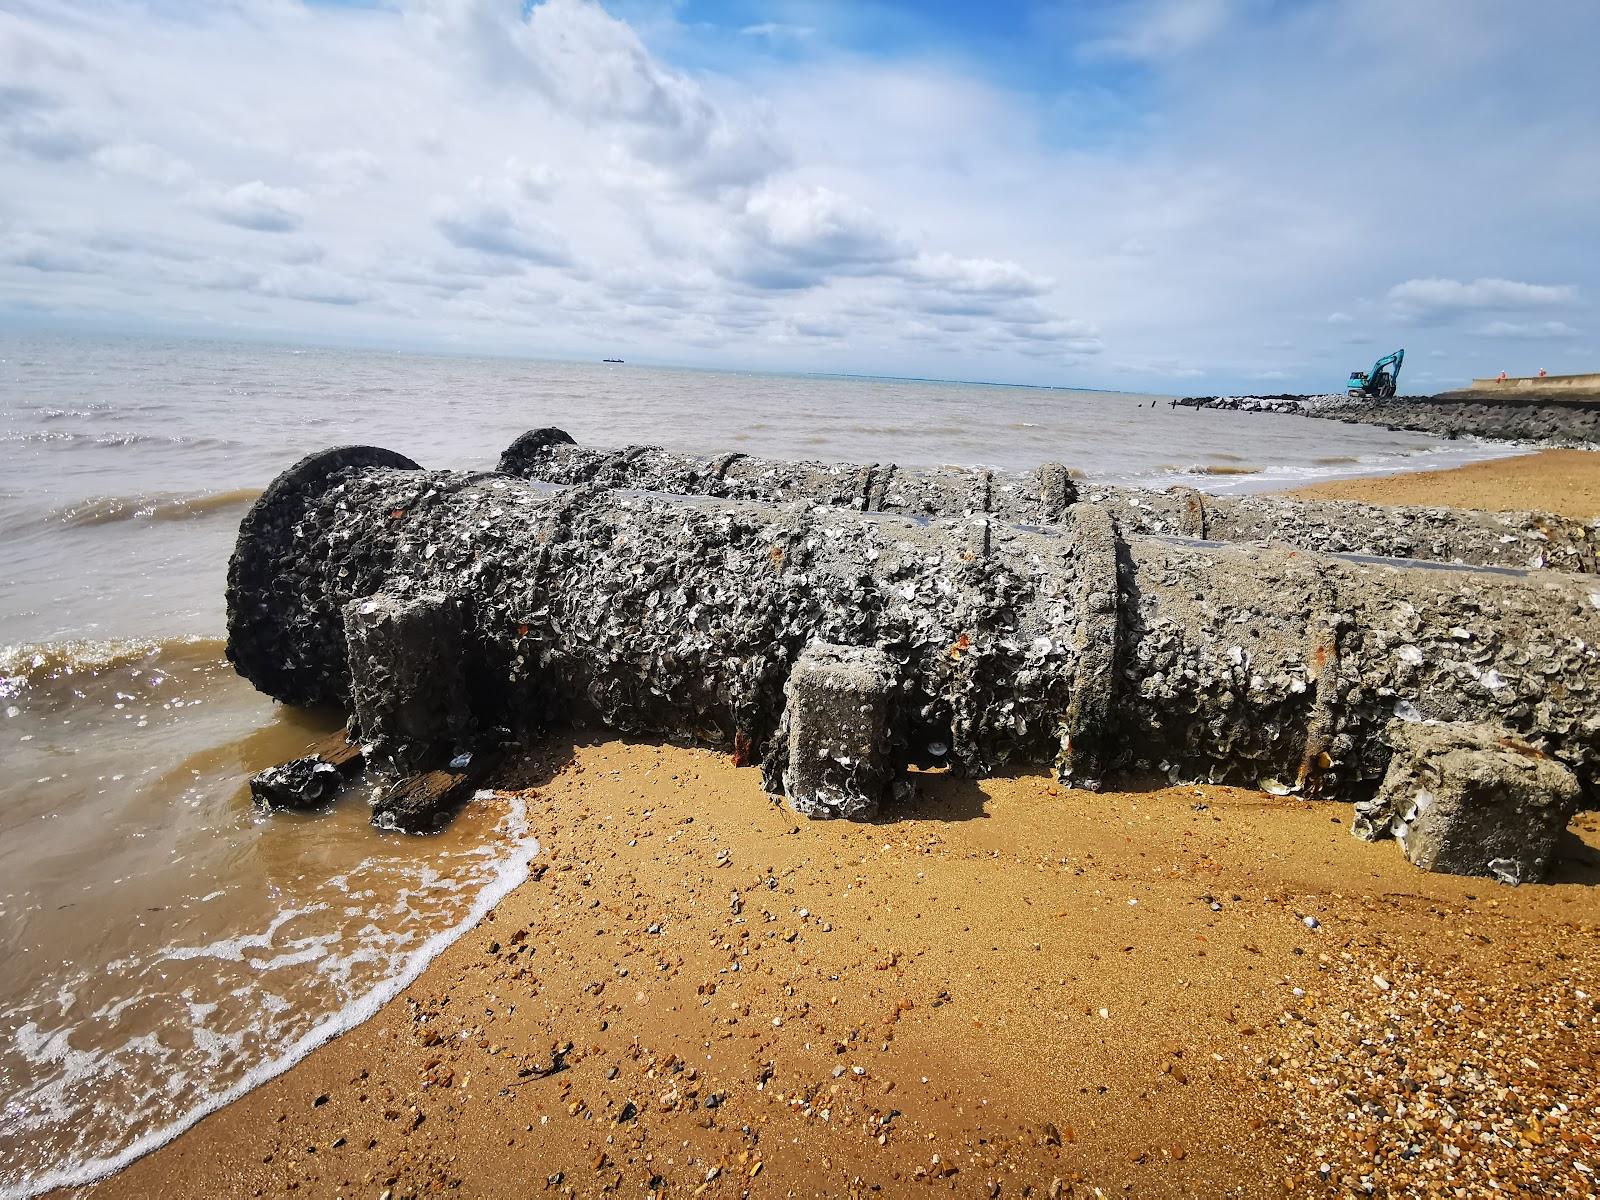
[1314, 395, 1600, 446]
[1465, 373, 1600, 396]
[1175, 393, 1600, 448]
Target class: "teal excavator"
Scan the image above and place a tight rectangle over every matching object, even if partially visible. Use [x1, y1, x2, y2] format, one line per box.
[1347, 349, 1404, 398]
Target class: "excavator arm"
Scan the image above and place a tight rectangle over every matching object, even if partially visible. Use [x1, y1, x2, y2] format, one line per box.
[1347, 348, 1404, 398]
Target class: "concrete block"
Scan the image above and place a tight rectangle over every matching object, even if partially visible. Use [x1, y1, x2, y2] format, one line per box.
[1055, 502, 1120, 791]
[1035, 463, 1077, 523]
[344, 589, 469, 775]
[782, 643, 899, 820]
[1356, 722, 1581, 884]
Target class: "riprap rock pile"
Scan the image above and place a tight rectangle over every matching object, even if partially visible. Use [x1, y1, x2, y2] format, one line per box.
[1176, 392, 1600, 448]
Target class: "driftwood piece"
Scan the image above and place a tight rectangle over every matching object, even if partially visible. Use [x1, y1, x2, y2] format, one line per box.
[371, 750, 502, 834]
[308, 726, 367, 774]
[248, 721, 497, 833]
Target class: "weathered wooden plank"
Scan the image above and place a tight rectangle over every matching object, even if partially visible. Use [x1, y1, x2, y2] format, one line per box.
[371, 751, 502, 834]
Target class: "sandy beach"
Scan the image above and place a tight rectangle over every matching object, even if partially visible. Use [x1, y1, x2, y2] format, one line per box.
[1285, 448, 1600, 518]
[98, 739, 1600, 1200]
[89, 450, 1600, 1199]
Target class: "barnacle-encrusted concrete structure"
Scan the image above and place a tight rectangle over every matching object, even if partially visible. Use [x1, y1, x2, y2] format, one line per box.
[1352, 722, 1583, 884]
[498, 429, 1599, 573]
[228, 446, 1600, 831]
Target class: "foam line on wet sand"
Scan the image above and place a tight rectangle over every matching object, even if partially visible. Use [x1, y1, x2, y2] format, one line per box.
[0, 794, 540, 1200]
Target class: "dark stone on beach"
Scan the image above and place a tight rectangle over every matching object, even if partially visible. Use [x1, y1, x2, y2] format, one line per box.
[497, 425, 577, 477]
[249, 756, 343, 810]
[777, 642, 900, 820]
[248, 728, 366, 814]
[1353, 722, 1582, 884]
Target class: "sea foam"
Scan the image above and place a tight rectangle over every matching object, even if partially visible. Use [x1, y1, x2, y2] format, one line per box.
[0, 793, 539, 1200]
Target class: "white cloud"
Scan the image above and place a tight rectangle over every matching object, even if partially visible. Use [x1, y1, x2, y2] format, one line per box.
[256, 264, 374, 307]
[1115, 358, 1205, 379]
[782, 312, 845, 340]
[0, 104, 97, 160]
[908, 254, 1052, 298]
[420, 0, 783, 193]
[740, 24, 815, 43]
[1083, 0, 1239, 61]
[1010, 318, 1102, 350]
[434, 194, 573, 265]
[736, 185, 906, 277]
[210, 182, 308, 233]
[503, 158, 559, 198]
[2, 231, 110, 274]
[1, 0, 1597, 390]
[1478, 319, 1581, 340]
[92, 142, 194, 186]
[1388, 277, 1579, 318]
[304, 148, 385, 192]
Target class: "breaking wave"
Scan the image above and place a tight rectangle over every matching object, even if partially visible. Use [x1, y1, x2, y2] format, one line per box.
[0, 795, 541, 1200]
[0, 430, 241, 450]
[0, 636, 228, 705]
[46, 488, 262, 528]
[36, 407, 113, 421]
[1127, 439, 1531, 496]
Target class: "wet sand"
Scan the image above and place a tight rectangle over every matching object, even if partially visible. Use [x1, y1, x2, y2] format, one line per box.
[1284, 448, 1600, 517]
[99, 737, 1600, 1199]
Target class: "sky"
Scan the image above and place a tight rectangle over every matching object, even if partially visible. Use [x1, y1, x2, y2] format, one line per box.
[1, 0, 1596, 393]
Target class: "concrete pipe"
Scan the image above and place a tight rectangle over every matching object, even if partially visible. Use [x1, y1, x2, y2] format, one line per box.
[227, 446, 1600, 829]
[496, 430, 1598, 574]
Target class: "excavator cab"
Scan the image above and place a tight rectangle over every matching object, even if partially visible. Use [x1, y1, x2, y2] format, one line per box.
[1347, 349, 1404, 398]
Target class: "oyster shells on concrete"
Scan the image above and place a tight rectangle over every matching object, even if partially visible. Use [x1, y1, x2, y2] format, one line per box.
[228, 447, 1600, 834]
[1352, 721, 1582, 883]
[497, 431, 1597, 574]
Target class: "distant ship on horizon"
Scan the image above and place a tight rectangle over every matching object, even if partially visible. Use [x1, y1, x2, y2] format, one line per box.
[602, 357, 624, 364]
